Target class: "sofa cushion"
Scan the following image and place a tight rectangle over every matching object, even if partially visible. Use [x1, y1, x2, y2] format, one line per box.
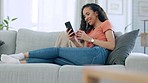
[106, 29, 139, 65]
[58, 65, 83, 83]
[58, 65, 125, 83]
[0, 63, 61, 83]
[0, 30, 17, 56]
[15, 29, 62, 53]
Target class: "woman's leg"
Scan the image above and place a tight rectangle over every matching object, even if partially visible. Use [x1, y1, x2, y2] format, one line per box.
[54, 57, 75, 65]
[1, 46, 109, 65]
[27, 47, 59, 59]
[58, 46, 109, 65]
[1, 47, 59, 64]
[27, 58, 54, 63]
[20, 58, 54, 64]
[24, 47, 59, 63]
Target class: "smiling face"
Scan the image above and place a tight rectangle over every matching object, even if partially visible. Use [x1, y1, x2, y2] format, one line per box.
[83, 7, 99, 26]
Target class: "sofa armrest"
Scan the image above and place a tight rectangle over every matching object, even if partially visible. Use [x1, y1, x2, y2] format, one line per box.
[125, 53, 148, 72]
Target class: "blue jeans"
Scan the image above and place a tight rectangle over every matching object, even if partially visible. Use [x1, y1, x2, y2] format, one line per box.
[26, 46, 109, 65]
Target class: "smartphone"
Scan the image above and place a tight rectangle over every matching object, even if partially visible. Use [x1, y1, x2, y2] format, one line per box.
[65, 21, 75, 36]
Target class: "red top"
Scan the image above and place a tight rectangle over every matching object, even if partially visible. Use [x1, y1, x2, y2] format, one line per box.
[86, 20, 113, 47]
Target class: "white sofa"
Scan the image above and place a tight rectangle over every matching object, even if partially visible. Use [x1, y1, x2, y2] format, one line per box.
[0, 29, 147, 83]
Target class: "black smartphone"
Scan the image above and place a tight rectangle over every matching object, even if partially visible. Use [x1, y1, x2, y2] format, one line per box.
[65, 21, 75, 36]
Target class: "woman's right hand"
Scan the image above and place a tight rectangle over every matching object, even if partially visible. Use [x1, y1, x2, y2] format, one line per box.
[66, 29, 84, 47]
[66, 29, 76, 41]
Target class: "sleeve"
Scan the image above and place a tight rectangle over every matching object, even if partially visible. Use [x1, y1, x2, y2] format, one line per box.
[102, 20, 113, 33]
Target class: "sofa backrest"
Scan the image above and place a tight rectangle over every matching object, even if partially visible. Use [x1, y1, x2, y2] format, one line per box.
[0, 30, 17, 55]
[15, 29, 62, 53]
[0, 28, 123, 58]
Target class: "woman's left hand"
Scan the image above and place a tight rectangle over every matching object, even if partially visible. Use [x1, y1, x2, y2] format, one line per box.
[76, 30, 91, 41]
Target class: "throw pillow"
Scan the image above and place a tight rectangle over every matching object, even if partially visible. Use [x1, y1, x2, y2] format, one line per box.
[106, 29, 139, 65]
[0, 40, 5, 47]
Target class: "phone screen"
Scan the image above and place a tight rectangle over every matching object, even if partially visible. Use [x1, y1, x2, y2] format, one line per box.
[65, 21, 75, 36]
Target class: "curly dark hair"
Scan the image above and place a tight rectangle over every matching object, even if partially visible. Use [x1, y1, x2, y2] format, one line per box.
[80, 3, 108, 33]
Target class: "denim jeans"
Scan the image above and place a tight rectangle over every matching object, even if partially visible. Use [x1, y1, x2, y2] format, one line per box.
[26, 46, 109, 65]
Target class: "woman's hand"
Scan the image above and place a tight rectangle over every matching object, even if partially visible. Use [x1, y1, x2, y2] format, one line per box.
[76, 30, 91, 41]
[66, 29, 85, 47]
[66, 29, 76, 41]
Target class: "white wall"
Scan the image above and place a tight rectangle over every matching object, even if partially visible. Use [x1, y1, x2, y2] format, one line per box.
[0, 1, 2, 22]
[98, 0, 132, 33]
[0, 0, 3, 22]
[74, 0, 98, 31]
[1, 0, 132, 33]
[1, 0, 145, 53]
[132, 0, 148, 54]
[74, 0, 131, 33]
[98, 0, 148, 54]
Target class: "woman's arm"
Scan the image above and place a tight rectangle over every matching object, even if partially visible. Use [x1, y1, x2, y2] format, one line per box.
[92, 30, 115, 50]
[71, 37, 84, 47]
[76, 30, 115, 50]
[67, 29, 84, 47]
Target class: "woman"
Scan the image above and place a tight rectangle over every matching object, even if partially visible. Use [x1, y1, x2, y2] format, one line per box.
[1, 3, 115, 65]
